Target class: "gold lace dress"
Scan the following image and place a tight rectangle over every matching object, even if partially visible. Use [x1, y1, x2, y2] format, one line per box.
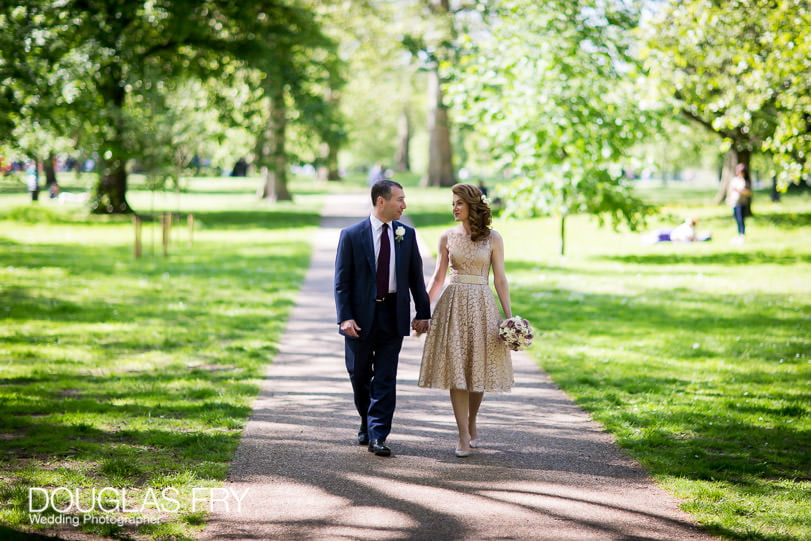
[418, 227, 513, 392]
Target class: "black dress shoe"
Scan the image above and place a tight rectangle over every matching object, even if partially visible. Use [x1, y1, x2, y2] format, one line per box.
[367, 439, 391, 456]
[357, 431, 369, 446]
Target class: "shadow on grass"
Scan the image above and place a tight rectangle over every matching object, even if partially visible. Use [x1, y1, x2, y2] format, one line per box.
[506, 259, 594, 275]
[756, 211, 811, 229]
[1, 412, 242, 465]
[599, 251, 811, 266]
[0, 240, 303, 325]
[0, 206, 320, 229]
[191, 210, 319, 230]
[617, 413, 811, 483]
[0, 526, 64, 540]
[512, 279, 810, 360]
[510, 281, 811, 484]
[0, 221, 315, 538]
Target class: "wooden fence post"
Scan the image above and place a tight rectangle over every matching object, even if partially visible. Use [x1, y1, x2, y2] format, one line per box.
[133, 214, 142, 259]
[161, 213, 171, 257]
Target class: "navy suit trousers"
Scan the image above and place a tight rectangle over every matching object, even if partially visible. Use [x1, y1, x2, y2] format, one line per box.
[344, 294, 402, 442]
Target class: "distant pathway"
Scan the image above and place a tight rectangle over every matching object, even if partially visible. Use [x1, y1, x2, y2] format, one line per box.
[201, 192, 715, 540]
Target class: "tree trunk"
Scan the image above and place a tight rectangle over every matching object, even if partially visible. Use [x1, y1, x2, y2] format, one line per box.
[317, 86, 342, 182]
[422, 66, 455, 187]
[43, 153, 58, 187]
[770, 175, 781, 202]
[559, 214, 567, 256]
[91, 66, 132, 214]
[258, 85, 292, 201]
[395, 106, 411, 172]
[27, 159, 40, 202]
[92, 159, 131, 213]
[317, 141, 341, 182]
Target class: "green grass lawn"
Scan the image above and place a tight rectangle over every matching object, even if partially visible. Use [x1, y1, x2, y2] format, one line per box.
[1, 173, 809, 540]
[411, 182, 811, 541]
[0, 174, 322, 539]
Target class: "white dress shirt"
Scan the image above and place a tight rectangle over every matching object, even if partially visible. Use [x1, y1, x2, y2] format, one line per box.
[369, 215, 397, 294]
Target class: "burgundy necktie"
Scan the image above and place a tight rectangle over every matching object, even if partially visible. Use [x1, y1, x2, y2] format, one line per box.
[376, 223, 390, 301]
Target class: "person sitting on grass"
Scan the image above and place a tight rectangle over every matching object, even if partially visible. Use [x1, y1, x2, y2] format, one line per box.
[644, 217, 711, 244]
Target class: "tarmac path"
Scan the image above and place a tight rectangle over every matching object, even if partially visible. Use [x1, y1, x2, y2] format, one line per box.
[200, 192, 715, 541]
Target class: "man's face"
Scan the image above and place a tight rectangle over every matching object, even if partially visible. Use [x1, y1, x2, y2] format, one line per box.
[378, 186, 406, 222]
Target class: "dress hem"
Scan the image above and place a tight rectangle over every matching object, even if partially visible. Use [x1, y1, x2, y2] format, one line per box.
[417, 382, 513, 393]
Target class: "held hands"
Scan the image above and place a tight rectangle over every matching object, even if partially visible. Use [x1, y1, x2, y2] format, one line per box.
[411, 319, 430, 334]
[342, 318, 428, 337]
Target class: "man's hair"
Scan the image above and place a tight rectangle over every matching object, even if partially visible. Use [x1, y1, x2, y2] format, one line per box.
[371, 179, 403, 205]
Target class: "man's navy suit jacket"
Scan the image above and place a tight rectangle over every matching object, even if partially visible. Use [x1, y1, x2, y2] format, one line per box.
[334, 218, 431, 340]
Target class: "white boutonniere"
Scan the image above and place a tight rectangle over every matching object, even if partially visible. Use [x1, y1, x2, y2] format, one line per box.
[394, 225, 406, 243]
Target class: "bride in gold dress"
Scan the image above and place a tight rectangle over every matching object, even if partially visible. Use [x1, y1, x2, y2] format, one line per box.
[416, 183, 514, 457]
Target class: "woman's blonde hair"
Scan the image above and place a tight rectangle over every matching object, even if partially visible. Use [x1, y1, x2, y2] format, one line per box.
[452, 183, 492, 242]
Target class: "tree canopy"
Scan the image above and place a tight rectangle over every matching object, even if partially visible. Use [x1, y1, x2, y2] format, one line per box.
[448, 0, 656, 254]
[641, 0, 811, 189]
[1, 0, 808, 218]
[0, 0, 343, 211]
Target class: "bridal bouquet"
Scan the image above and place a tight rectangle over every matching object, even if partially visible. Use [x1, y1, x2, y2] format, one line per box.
[498, 316, 535, 351]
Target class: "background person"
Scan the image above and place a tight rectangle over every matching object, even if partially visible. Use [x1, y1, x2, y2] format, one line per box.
[643, 217, 711, 244]
[727, 163, 752, 245]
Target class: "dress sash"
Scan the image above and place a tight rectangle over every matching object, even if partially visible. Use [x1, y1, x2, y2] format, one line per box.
[449, 274, 488, 285]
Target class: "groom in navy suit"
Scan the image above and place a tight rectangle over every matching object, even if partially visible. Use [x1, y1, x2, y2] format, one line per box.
[334, 180, 431, 456]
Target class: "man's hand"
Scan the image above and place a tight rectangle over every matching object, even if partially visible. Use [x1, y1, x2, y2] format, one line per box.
[340, 319, 361, 338]
[411, 319, 430, 334]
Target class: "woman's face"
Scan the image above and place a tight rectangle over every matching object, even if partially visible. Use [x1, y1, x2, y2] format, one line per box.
[452, 194, 469, 223]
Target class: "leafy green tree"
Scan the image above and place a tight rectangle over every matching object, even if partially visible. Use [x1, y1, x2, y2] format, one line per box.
[322, 0, 426, 174]
[641, 0, 811, 198]
[130, 78, 243, 193]
[212, 1, 342, 200]
[1, 0, 342, 210]
[0, 0, 249, 212]
[759, 1, 811, 188]
[68, 0, 236, 213]
[628, 115, 724, 184]
[402, 0, 459, 187]
[284, 44, 346, 184]
[300, 0, 356, 181]
[448, 0, 655, 255]
[0, 1, 88, 191]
